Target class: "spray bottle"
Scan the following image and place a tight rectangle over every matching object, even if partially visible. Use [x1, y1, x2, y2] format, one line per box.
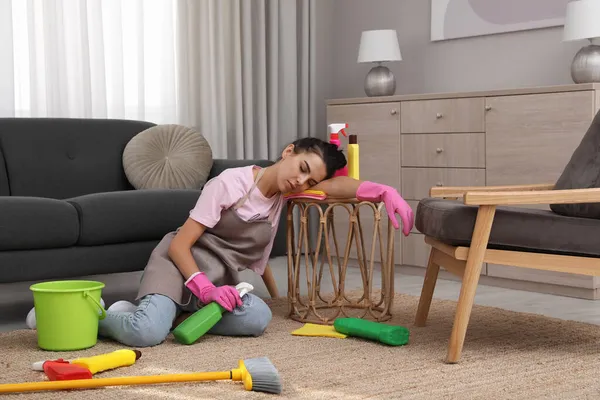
[172, 282, 254, 345]
[32, 349, 142, 381]
[347, 134, 359, 180]
[328, 123, 349, 177]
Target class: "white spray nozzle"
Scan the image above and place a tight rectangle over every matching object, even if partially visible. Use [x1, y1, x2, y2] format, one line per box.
[32, 360, 47, 371]
[328, 123, 348, 136]
[235, 282, 254, 298]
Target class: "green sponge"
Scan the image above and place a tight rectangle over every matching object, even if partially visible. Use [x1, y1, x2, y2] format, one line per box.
[333, 317, 409, 346]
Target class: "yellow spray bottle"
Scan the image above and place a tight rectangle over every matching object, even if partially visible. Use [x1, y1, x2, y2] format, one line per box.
[32, 349, 141, 376]
[70, 349, 141, 374]
[347, 134, 359, 180]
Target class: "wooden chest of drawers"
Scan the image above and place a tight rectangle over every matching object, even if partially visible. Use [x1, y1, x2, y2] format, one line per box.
[327, 83, 600, 299]
[401, 133, 485, 168]
[401, 98, 485, 133]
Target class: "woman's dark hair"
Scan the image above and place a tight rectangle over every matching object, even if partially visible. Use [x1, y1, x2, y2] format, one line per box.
[289, 137, 347, 180]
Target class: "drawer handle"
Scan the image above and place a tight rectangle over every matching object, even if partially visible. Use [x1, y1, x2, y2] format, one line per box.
[436, 112, 443, 119]
[436, 182, 443, 187]
[390, 109, 398, 115]
[436, 147, 443, 153]
[485, 105, 492, 111]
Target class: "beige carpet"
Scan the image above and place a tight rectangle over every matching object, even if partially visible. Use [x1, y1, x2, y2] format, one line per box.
[2, 293, 600, 399]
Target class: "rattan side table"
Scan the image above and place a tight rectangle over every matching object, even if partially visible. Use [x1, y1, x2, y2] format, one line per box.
[286, 198, 396, 325]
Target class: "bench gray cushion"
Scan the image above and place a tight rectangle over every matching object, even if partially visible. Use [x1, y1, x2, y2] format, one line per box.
[67, 189, 200, 246]
[416, 197, 600, 258]
[0, 197, 79, 250]
[551, 110, 600, 219]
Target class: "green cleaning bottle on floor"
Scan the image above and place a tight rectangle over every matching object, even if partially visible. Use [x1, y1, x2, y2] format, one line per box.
[173, 282, 253, 345]
[333, 317, 410, 346]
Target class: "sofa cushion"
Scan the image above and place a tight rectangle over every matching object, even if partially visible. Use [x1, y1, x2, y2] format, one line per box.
[0, 241, 159, 283]
[0, 146, 9, 196]
[67, 189, 201, 246]
[551, 110, 600, 218]
[123, 124, 213, 190]
[416, 197, 600, 258]
[208, 159, 274, 182]
[0, 197, 79, 250]
[0, 118, 155, 199]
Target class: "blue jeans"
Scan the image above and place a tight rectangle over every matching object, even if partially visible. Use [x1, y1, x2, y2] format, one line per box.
[98, 293, 272, 347]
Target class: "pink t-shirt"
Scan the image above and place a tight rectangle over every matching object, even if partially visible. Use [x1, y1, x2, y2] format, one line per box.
[189, 165, 284, 275]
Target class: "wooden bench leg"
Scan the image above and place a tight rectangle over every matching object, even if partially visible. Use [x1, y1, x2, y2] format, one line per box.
[262, 263, 280, 299]
[415, 248, 441, 327]
[446, 205, 496, 364]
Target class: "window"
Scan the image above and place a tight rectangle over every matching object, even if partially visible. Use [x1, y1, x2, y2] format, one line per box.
[7, 0, 179, 123]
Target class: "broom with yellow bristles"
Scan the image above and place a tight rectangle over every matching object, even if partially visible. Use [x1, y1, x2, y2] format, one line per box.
[0, 357, 282, 395]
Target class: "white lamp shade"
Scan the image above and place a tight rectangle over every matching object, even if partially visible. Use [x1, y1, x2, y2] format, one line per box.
[563, 0, 600, 42]
[357, 29, 402, 63]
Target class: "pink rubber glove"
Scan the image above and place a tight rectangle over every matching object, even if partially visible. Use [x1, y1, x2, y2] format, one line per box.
[356, 181, 414, 236]
[185, 272, 242, 312]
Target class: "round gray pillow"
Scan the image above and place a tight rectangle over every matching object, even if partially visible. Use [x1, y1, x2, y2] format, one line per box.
[123, 124, 213, 190]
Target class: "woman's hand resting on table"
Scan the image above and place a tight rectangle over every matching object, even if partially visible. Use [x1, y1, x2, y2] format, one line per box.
[310, 177, 415, 236]
[356, 181, 414, 236]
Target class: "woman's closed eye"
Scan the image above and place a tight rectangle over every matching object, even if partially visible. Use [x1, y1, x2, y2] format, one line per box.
[300, 161, 318, 186]
[300, 168, 317, 186]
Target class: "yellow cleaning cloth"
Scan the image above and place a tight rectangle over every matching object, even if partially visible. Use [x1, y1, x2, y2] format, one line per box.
[291, 323, 347, 339]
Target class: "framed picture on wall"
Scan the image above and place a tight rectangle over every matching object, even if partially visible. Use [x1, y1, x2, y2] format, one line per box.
[431, 0, 571, 41]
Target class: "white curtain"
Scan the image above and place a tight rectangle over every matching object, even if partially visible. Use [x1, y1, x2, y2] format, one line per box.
[1, 0, 317, 160]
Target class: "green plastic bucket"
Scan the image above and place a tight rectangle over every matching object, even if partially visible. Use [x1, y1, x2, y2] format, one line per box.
[30, 280, 107, 351]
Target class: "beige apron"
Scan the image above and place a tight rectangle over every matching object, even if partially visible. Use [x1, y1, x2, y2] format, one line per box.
[136, 167, 277, 309]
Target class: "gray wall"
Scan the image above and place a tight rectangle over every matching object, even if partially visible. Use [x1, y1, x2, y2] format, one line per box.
[325, 0, 584, 101]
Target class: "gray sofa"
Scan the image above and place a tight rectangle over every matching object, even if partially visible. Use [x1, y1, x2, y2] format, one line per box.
[0, 118, 286, 284]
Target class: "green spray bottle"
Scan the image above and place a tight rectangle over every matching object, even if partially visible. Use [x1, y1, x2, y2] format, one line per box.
[333, 317, 410, 346]
[173, 282, 253, 345]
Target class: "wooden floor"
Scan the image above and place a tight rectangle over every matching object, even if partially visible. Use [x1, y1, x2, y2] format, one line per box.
[2, 256, 600, 332]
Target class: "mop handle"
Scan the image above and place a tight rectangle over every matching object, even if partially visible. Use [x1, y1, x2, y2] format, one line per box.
[0, 370, 233, 393]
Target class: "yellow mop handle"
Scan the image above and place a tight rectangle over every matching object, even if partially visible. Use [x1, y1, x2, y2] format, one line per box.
[0, 370, 233, 393]
[0, 360, 255, 394]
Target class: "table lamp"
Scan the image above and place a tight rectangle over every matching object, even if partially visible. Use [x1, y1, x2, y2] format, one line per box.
[563, 0, 600, 83]
[357, 29, 402, 97]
